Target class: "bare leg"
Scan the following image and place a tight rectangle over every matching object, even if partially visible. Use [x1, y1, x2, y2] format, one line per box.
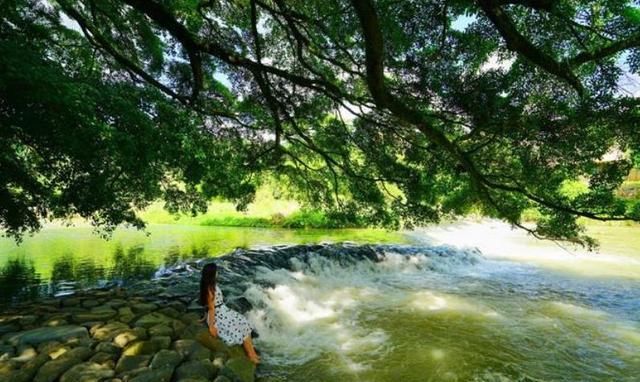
[243, 336, 260, 364]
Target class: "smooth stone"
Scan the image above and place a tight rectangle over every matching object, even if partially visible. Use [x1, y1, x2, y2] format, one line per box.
[34, 346, 93, 382]
[196, 331, 228, 353]
[164, 301, 186, 313]
[0, 323, 21, 336]
[131, 303, 157, 314]
[171, 320, 186, 337]
[3, 325, 88, 346]
[128, 367, 173, 382]
[122, 339, 167, 357]
[72, 308, 117, 323]
[117, 307, 134, 324]
[11, 346, 36, 362]
[150, 336, 171, 350]
[92, 322, 130, 341]
[95, 342, 121, 355]
[134, 313, 172, 329]
[44, 316, 69, 327]
[180, 313, 201, 325]
[47, 345, 71, 360]
[105, 299, 127, 309]
[212, 352, 227, 369]
[0, 344, 15, 358]
[89, 351, 117, 365]
[150, 349, 182, 370]
[148, 324, 173, 338]
[0, 360, 14, 377]
[157, 307, 180, 319]
[114, 355, 150, 374]
[220, 357, 255, 382]
[62, 298, 81, 307]
[8, 353, 50, 382]
[18, 315, 38, 327]
[172, 339, 211, 361]
[59, 361, 115, 382]
[180, 324, 207, 340]
[174, 359, 216, 381]
[113, 328, 147, 348]
[81, 300, 100, 309]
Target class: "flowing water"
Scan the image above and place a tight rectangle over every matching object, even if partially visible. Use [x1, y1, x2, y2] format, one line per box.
[1, 220, 639, 381]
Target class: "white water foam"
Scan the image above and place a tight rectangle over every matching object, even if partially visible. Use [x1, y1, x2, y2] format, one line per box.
[241, 246, 484, 370]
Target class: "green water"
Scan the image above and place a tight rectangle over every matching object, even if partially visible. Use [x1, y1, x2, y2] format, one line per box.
[0, 223, 408, 282]
[1, 221, 639, 381]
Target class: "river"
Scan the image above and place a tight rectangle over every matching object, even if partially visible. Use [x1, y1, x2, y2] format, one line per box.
[1, 220, 639, 381]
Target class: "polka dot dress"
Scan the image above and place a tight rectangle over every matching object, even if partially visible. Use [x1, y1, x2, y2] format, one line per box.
[205, 285, 253, 345]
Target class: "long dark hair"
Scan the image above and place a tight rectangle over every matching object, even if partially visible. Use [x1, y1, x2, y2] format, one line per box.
[199, 262, 217, 306]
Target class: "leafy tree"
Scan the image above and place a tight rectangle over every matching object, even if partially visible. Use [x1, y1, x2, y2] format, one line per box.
[2, 0, 640, 246]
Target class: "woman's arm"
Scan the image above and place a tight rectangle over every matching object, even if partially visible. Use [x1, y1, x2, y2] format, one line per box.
[207, 288, 218, 337]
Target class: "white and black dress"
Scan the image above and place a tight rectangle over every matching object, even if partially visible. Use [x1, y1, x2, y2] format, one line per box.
[205, 285, 253, 345]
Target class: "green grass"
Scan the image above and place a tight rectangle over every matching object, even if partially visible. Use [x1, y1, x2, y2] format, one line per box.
[200, 210, 352, 229]
[139, 186, 302, 226]
[138, 187, 350, 229]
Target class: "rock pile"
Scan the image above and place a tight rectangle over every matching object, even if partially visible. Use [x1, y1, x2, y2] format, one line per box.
[0, 278, 256, 382]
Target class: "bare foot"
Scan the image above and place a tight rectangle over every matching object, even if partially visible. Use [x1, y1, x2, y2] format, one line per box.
[248, 354, 261, 364]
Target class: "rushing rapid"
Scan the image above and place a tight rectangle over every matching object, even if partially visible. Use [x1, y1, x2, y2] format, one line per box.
[184, 238, 640, 382]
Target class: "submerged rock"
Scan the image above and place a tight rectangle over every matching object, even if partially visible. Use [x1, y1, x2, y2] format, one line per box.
[220, 357, 255, 382]
[3, 325, 88, 346]
[149, 349, 182, 370]
[128, 367, 174, 382]
[174, 359, 217, 380]
[34, 346, 93, 382]
[59, 362, 115, 382]
[114, 354, 150, 374]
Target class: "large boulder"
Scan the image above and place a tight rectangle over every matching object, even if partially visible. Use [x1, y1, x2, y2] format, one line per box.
[150, 349, 182, 370]
[114, 354, 151, 374]
[129, 367, 173, 382]
[33, 346, 93, 382]
[134, 313, 173, 329]
[3, 326, 88, 346]
[220, 357, 255, 382]
[59, 362, 115, 382]
[174, 359, 217, 381]
[91, 322, 130, 342]
[172, 339, 211, 361]
[7, 353, 50, 382]
[148, 324, 173, 338]
[71, 307, 117, 323]
[113, 327, 147, 348]
[122, 340, 165, 356]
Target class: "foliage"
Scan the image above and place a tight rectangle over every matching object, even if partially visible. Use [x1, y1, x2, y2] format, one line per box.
[2, 0, 640, 245]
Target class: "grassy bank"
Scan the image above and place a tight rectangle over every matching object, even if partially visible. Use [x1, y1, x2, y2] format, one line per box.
[138, 188, 349, 229]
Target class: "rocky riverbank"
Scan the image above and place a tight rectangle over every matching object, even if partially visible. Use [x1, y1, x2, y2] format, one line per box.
[0, 274, 256, 382]
[0, 243, 472, 382]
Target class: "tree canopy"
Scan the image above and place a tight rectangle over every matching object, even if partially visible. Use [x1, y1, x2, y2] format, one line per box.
[2, 0, 640, 245]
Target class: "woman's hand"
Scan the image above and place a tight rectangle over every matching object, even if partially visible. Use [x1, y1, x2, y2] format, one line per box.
[208, 323, 218, 337]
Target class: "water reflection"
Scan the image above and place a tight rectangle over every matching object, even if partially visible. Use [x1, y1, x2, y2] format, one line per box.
[109, 245, 155, 282]
[50, 252, 107, 295]
[163, 245, 210, 266]
[0, 257, 42, 303]
[1, 245, 166, 302]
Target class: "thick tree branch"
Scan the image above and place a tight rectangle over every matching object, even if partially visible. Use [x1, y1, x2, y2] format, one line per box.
[122, 0, 203, 100]
[568, 33, 640, 67]
[350, 0, 636, 225]
[477, 0, 584, 95]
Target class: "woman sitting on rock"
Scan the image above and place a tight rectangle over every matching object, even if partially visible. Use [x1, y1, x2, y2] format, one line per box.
[199, 263, 260, 364]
